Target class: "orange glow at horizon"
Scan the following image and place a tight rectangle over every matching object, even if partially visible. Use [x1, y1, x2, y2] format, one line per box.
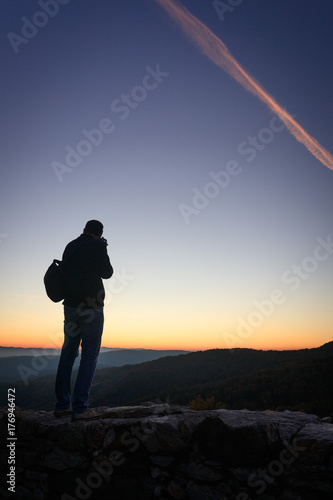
[0, 325, 329, 352]
[1, 293, 331, 353]
[154, 0, 333, 171]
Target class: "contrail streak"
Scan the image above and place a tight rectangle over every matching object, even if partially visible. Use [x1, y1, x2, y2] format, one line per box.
[153, 0, 333, 171]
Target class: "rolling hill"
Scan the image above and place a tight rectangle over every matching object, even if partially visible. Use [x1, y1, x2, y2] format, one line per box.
[0, 348, 189, 383]
[1, 342, 332, 416]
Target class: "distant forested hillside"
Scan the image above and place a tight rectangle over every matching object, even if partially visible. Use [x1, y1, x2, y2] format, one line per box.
[0, 348, 189, 383]
[1, 342, 332, 416]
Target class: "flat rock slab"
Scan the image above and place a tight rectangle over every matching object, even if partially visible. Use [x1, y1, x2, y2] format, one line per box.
[0, 405, 331, 500]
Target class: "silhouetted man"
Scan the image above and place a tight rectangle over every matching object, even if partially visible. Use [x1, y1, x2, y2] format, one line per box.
[54, 220, 113, 420]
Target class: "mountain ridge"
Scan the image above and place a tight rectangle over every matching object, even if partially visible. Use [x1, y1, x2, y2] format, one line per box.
[1, 342, 332, 415]
[0, 348, 190, 383]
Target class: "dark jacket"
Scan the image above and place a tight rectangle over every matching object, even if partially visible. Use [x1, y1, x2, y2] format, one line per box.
[62, 234, 113, 309]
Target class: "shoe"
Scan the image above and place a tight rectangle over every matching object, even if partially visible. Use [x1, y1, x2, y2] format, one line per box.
[71, 408, 101, 422]
[54, 408, 72, 417]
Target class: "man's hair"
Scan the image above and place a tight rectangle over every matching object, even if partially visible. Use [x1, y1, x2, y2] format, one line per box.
[84, 220, 103, 237]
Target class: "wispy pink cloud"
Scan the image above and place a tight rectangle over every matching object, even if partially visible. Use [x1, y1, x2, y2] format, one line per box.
[154, 0, 333, 171]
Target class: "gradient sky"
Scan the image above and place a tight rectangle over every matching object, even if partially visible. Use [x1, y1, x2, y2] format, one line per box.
[1, 0, 333, 351]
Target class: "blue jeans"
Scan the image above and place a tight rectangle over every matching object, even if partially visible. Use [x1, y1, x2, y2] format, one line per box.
[55, 306, 104, 413]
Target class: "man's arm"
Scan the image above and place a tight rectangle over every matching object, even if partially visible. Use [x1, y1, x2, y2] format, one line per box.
[98, 242, 113, 279]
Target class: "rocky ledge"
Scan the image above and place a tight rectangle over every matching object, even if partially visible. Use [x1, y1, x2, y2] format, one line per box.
[0, 404, 333, 499]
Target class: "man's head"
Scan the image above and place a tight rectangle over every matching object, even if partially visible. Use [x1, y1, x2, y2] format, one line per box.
[83, 220, 103, 238]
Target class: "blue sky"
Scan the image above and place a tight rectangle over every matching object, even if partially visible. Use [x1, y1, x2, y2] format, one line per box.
[1, 0, 333, 350]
